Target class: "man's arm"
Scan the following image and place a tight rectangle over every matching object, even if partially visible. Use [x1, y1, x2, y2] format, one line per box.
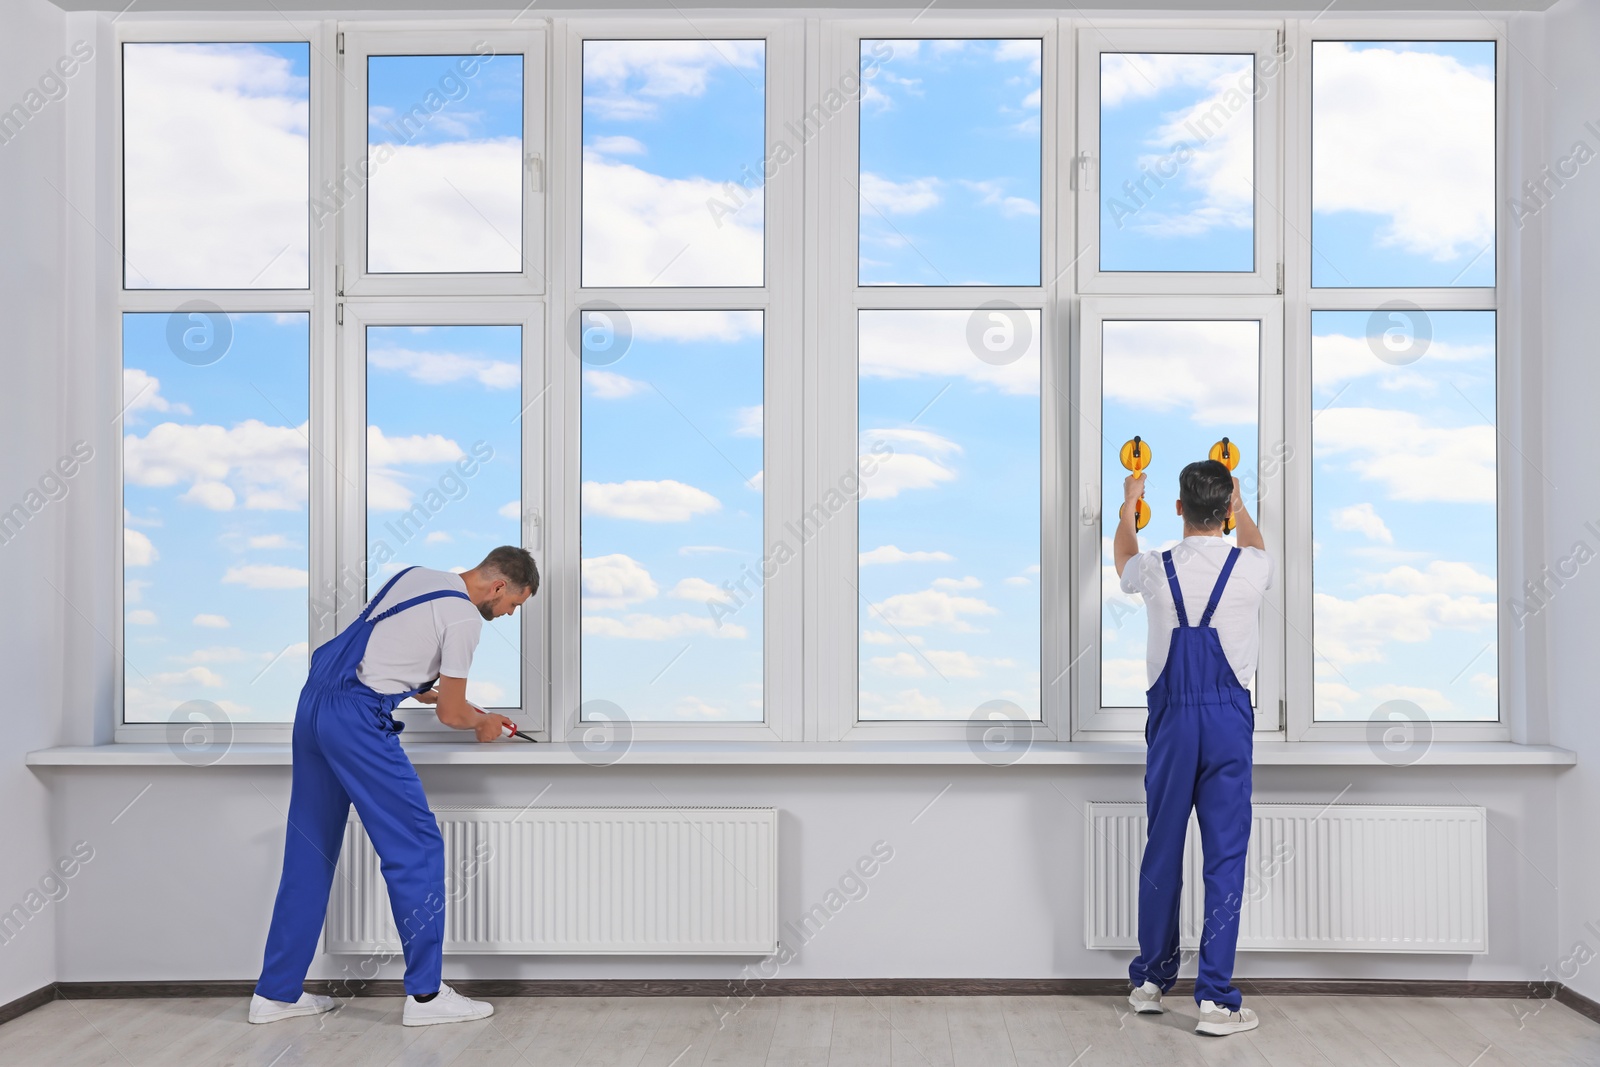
[427, 675, 512, 742]
[1113, 473, 1144, 578]
[1230, 476, 1265, 552]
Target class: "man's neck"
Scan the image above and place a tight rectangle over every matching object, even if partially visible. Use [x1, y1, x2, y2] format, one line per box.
[1182, 527, 1227, 539]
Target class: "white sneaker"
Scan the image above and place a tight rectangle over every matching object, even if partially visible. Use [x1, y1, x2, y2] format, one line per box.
[402, 982, 495, 1027]
[1128, 981, 1164, 1014]
[248, 991, 339, 1024]
[1196, 1000, 1259, 1036]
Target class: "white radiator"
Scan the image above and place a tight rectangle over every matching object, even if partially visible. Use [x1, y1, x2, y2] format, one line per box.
[1085, 803, 1487, 953]
[324, 806, 778, 955]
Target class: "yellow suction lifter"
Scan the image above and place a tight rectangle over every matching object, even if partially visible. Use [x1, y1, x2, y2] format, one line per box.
[1208, 437, 1241, 535]
[1119, 435, 1152, 531]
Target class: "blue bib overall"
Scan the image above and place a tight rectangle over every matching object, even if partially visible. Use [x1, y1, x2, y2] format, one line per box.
[256, 566, 470, 1001]
[1128, 546, 1254, 1010]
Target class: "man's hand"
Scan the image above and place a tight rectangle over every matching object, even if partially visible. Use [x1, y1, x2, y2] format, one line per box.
[1114, 474, 1145, 578]
[1229, 475, 1266, 552]
[1124, 473, 1146, 508]
[472, 711, 513, 743]
[412, 688, 439, 705]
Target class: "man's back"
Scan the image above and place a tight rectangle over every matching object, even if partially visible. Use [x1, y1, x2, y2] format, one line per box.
[357, 567, 483, 694]
[1120, 536, 1273, 691]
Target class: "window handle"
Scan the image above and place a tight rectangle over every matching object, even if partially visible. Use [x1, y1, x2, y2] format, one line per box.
[1081, 484, 1099, 527]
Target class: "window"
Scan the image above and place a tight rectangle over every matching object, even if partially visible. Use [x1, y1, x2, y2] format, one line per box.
[123, 42, 310, 289]
[122, 311, 310, 723]
[581, 39, 767, 287]
[365, 324, 524, 710]
[858, 38, 1042, 286]
[1311, 41, 1495, 288]
[857, 309, 1041, 721]
[579, 311, 765, 722]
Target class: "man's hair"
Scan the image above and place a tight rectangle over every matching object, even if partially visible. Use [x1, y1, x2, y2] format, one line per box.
[478, 546, 540, 594]
[1178, 460, 1233, 531]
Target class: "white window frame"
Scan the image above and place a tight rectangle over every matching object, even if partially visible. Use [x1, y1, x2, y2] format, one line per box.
[1284, 19, 1509, 743]
[337, 300, 548, 738]
[1073, 296, 1286, 738]
[113, 20, 338, 743]
[547, 18, 804, 743]
[339, 27, 546, 298]
[1074, 24, 1283, 296]
[812, 17, 1068, 743]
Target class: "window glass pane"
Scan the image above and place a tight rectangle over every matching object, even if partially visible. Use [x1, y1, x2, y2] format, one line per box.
[122, 311, 309, 723]
[581, 311, 764, 720]
[582, 41, 765, 287]
[367, 54, 524, 273]
[859, 40, 1042, 286]
[1312, 42, 1495, 287]
[1099, 53, 1254, 272]
[1312, 309, 1497, 721]
[1100, 320, 1260, 708]
[123, 43, 310, 289]
[858, 309, 1040, 720]
[366, 325, 523, 709]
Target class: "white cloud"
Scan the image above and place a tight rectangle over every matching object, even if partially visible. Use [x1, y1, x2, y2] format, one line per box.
[222, 564, 308, 590]
[860, 172, 941, 215]
[994, 38, 1042, 75]
[862, 629, 900, 645]
[870, 649, 1016, 679]
[959, 179, 1039, 219]
[859, 545, 955, 566]
[581, 553, 659, 610]
[125, 529, 158, 566]
[589, 134, 646, 156]
[123, 43, 309, 288]
[859, 309, 1040, 397]
[1311, 331, 1492, 392]
[583, 40, 764, 119]
[148, 666, 227, 689]
[1330, 502, 1394, 544]
[583, 479, 721, 522]
[626, 310, 764, 344]
[671, 695, 740, 720]
[582, 613, 746, 640]
[582, 151, 762, 287]
[1100, 52, 1248, 108]
[425, 531, 452, 545]
[125, 579, 150, 605]
[182, 481, 236, 510]
[1314, 408, 1495, 503]
[1101, 320, 1259, 425]
[584, 369, 648, 399]
[1367, 560, 1496, 597]
[366, 426, 466, 512]
[733, 405, 763, 437]
[1313, 589, 1494, 672]
[466, 679, 506, 707]
[1471, 672, 1497, 698]
[124, 419, 310, 512]
[193, 614, 230, 628]
[671, 577, 734, 604]
[1313, 43, 1494, 264]
[932, 576, 981, 591]
[1132, 64, 1255, 238]
[869, 585, 998, 631]
[368, 138, 523, 273]
[122, 369, 189, 423]
[680, 545, 738, 556]
[127, 609, 158, 626]
[176, 646, 251, 663]
[246, 534, 294, 549]
[368, 344, 519, 390]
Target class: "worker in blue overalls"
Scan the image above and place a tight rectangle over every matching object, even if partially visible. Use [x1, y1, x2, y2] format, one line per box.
[1115, 460, 1272, 1036]
[249, 546, 539, 1027]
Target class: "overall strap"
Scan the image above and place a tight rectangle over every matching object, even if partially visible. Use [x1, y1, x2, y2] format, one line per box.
[1161, 550, 1189, 628]
[1198, 546, 1242, 628]
[360, 565, 420, 622]
[370, 588, 471, 625]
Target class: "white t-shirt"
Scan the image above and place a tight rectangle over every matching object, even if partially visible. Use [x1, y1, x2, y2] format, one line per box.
[357, 568, 484, 695]
[1120, 536, 1274, 689]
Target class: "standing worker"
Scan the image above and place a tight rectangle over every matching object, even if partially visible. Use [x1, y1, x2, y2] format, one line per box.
[248, 546, 540, 1027]
[1115, 461, 1272, 1036]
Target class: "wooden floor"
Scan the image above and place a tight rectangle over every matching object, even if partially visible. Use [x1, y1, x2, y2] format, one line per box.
[1, 992, 1597, 1067]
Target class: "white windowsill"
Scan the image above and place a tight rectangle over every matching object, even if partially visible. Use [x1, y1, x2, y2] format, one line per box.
[25, 739, 1577, 768]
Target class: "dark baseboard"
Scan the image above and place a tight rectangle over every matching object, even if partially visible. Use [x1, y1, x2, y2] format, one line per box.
[33, 976, 1566, 1003]
[0, 984, 55, 1027]
[1555, 983, 1600, 1026]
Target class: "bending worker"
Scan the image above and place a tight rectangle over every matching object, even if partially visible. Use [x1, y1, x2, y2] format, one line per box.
[249, 546, 539, 1027]
[1115, 461, 1272, 1037]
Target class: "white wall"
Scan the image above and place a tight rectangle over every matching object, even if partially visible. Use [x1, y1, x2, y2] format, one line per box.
[1537, 0, 1600, 1008]
[0, 0, 71, 1009]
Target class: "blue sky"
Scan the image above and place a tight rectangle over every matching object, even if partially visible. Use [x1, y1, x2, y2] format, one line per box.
[123, 313, 311, 724]
[580, 312, 765, 722]
[366, 325, 524, 710]
[366, 52, 525, 273]
[859, 40, 1042, 286]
